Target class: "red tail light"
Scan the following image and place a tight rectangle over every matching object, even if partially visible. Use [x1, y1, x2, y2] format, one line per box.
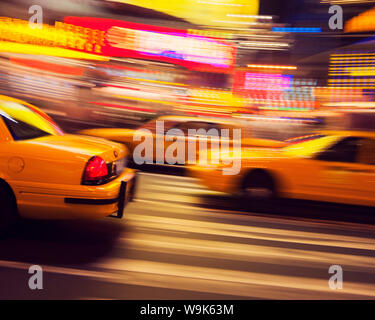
[82, 156, 108, 185]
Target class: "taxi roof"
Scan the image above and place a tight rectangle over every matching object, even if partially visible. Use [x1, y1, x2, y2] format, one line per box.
[0, 94, 31, 105]
[156, 115, 239, 127]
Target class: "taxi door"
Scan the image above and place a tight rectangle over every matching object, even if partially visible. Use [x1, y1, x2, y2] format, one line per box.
[166, 121, 223, 165]
[308, 136, 372, 205]
[288, 136, 362, 203]
[352, 138, 375, 206]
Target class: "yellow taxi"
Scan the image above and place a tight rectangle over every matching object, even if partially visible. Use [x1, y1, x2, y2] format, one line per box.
[0, 95, 136, 230]
[189, 131, 375, 207]
[79, 116, 285, 165]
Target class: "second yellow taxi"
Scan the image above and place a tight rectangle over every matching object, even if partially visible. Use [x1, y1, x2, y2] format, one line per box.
[79, 115, 285, 165]
[189, 131, 375, 207]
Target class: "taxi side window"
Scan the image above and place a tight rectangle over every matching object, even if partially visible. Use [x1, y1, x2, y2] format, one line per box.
[140, 120, 180, 135]
[358, 139, 375, 165]
[316, 137, 361, 163]
[206, 123, 235, 139]
[174, 122, 211, 136]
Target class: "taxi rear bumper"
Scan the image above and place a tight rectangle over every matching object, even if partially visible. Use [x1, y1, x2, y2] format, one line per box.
[14, 169, 137, 220]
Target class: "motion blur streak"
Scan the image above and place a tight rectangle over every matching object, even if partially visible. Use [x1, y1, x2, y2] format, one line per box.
[1, 173, 375, 299]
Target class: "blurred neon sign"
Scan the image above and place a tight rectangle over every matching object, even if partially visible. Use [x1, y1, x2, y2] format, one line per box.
[0, 17, 105, 54]
[0, 16, 235, 70]
[64, 17, 236, 71]
[234, 71, 292, 94]
[243, 73, 292, 91]
[272, 27, 321, 33]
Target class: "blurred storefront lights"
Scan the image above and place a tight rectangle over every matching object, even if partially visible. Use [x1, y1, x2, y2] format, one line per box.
[329, 52, 375, 91]
[233, 68, 318, 112]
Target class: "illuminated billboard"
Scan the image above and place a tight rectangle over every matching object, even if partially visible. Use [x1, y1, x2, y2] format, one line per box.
[64, 17, 236, 71]
[0, 17, 235, 71]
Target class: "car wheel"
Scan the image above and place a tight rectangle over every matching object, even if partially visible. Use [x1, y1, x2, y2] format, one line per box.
[241, 170, 277, 204]
[0, 184, 17, 234]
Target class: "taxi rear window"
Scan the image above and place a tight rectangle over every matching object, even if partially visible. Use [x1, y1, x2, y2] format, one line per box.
[2, 116, 50, 140]
[0, 100, 62, 140]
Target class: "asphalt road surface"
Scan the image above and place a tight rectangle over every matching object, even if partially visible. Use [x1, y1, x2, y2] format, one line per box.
[0, 170, 375, 299]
